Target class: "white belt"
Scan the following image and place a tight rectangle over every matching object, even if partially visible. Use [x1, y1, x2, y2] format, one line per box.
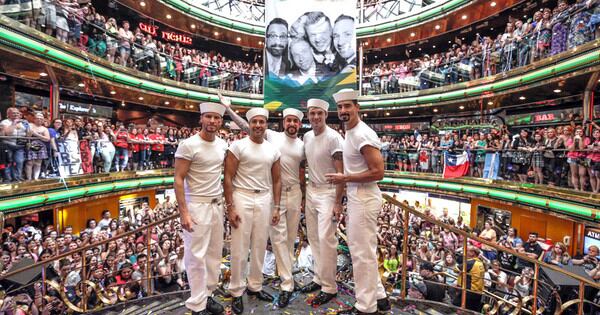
[234, 187, 270, 194]
[186, 195, 223, 204]
[308, 182, 335, 189]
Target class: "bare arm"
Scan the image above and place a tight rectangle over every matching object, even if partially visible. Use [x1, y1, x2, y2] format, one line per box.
[174, 158, 197, 232]
[332, 145, 384, 184]
[271, 159, 282, 225]
[223, 151, 242, 228]
[219, 91, 250, 133]
[332, 152, 345, 220]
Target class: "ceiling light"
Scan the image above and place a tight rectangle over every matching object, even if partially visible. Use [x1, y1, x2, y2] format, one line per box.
[433, 108, 438, 113]
[385, 53, 388, 56]
[39, 72, 48, 77]
[236, 37, 241, 41]
[78, 83, 85, 87]
[110, 90, 116, 95]
[433, 45, 436, 48]
[374, 55, 378, 58]
[448, 40, 452, 44]
[140, 1, 146, 6]
[418, 48, 422, 51]
[519, 96, 526, 100]
[214, 31, 219, 36]
[490, 1, 496, 6]
[138, 96, 144, 100]
[166, 14, 171, 19]
[408, 111, 413, 115]
[491, 27, 494, 31]
[235, 110, 239, 113]
[258, 41, 263, 45]
[410, 32, 415, 37]
[487, 101, 493, 105]
[385, 112, 390, 116]
[363, 41, 369, 46]
[164, 101, 170, 105]
[278, 112, 282, 116]
[459, 105, 465, 110]
[553, 89, 562, 93]
[461, 15, 467, 20]
[363, 113, 368, 117]
[121, 101, 125, 106]
[434, 25, 440, 30]
[387, 38, 392, 42]
[190, 24, 196, 29]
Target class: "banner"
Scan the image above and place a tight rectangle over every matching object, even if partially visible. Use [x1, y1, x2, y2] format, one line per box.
[56, 139, 82, 177]
[443, 151, 469, 179]
[264, 0, 357, 110]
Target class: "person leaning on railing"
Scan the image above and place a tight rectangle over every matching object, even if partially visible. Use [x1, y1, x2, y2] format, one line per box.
[453, 245, 485, 311]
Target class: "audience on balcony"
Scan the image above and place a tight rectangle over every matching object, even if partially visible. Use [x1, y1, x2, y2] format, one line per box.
[362, 0, 600, 95]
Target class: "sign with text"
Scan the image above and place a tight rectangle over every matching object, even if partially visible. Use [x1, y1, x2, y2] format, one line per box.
[58, 102, 113, 118]
[139, 22, 193, 45]
[264, 0, 357, 110]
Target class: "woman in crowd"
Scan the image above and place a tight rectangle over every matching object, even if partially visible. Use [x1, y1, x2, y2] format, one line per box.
[588, 128, 600, 193]
[544, 242, 572, 266]
[530, 132, 546, 185]
[566, 127, 590, 190]
[96, 121, 115, 173]
[25, 113, 50, 180]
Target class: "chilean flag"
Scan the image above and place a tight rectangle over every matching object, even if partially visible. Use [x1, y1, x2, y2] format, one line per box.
[443, 151, 470, 179]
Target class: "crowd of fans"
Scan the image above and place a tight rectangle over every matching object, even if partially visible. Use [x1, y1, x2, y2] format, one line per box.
[0, 197, 185, 314]
[362, 0, 600, 94]
[381, 121, 600, 192]
[374, 198, 600, 313]
[5, 0, 263, 93]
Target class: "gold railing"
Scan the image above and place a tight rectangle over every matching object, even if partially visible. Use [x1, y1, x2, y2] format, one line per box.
[383, 194, 600, 315]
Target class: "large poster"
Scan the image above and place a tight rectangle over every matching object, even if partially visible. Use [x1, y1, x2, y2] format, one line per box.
[264, 0, 357, 110]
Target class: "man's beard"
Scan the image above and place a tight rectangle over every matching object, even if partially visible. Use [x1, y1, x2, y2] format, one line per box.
[285, 126, 297, 135]
[339, 113, 350, 121]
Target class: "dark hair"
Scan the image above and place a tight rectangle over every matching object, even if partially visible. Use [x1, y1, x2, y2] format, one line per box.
[334, 14, 354, 24]
[305, 11, 331, 28]
[267, 18, 288, 33]
[529, 232, 538, 237]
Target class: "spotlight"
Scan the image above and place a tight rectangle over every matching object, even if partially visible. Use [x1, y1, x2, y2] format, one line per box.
[434, 25, 440, 30]
[433, 108, 438, 113]
[138, 96, 144, 101]
[408, 111, 413, 115]
[490, 1, 496, 6]
[110, 90, 116, 95]
[39, 72, 48, 77]
[462, 15, 467, 20]
[166, 14, 171, 19]
[78, 83, 85, 87]
[487, 101, 493, 105]
[191, 24, 196, 29]
[140, 1, 146, 6]
[236, 37, 241, 41]
[164, 101, 170, 105]
[385, 112, 390, 116]
[553, 89, 562, 93]
[519, 96, 526, 100]
[214, 31, 219, 36]
[459, 105, 465, 110]
[410, 32, 415, 37]
[387, 38, 392, 42]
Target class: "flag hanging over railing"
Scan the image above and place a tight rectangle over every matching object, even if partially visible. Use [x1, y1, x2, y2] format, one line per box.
[443, 151, 470, 179]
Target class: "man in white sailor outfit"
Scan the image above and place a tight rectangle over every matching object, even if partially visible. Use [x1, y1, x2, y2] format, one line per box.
[218, 93, 305, 309]
[300, 98, 345, 307]
[223, 107, 282, 314]
[174, 102, 228, 315]
[326, 89, 391, 315]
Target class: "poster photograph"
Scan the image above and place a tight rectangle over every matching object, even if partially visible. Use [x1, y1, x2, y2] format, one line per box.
[264, 0, 357, 110]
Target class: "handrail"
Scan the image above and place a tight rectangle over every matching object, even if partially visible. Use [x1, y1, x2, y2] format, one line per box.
[0, 213, 179, 279]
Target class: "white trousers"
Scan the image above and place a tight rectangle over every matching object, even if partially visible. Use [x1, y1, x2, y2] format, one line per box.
[346, 183, 387, 313]
[269, 184, 302, 292]
[229, 189, 272, 297]
[182, 196, 224, 312]
[305, 185, 338, 294]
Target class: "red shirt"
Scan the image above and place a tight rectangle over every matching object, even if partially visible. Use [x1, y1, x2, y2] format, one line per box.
[150, 134, 164, 152]
[129, 133, 140, 152]
[114, 130, 129, 149]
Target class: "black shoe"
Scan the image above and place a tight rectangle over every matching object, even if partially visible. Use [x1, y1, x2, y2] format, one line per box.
[337, 307, 378, 315]
[191, 310, 211, 315]
[311, 291, 337, 307]
[300, 281, 321, 293]
[207, 296, 224, 314]
[231, 296, 243, 314]
[278, 291, 291, 308]
[377, 297, 391, 312]
[247, 290, 274, 302]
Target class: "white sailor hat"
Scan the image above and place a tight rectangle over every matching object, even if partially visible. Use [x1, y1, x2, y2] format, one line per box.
[199, 102, 226, 116]
[282, 108, 304, 121]
[306, 98, 329, 112]
[246, 107, 269, 121]
[333, 88, 359, 103]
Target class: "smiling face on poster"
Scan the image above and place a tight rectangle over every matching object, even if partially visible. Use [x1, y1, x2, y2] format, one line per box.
[264, 0, 357, 111]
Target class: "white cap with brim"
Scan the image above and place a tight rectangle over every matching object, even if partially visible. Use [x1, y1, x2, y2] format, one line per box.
[199, 102, 226, 116]
[282, 108, 304, 121]
[307, 99, 329, 112]
[246, 108, 269, 121]
[333, 88, 359, 103]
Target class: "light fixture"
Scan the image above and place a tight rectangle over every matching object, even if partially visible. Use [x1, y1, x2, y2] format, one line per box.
[459, 105, 465, 110]
[191, 24, 196, 29]
[387, 38, 392, 42]
[408, 111, 413, 115]
[553, 89, 562, 93]
[363, 113, 368, 117]
[490, 27, 494, 31]
[214, 31, 219, 36]
[164, 101, 170, 105]
[258, 41, 263, 45]
[434, 25, 440, 30]
[410, 32, 415, 37]
[432, 45, 436, 48]
[523, 15, 527, 19]
[236, 37, 241, 41]
[374, 55, 378, 58]
[385, 112, 390, 116]
[121, 101, 125, 106]
[140, 1, 146, 6]
[519, 96, 526, 100]
[490, 1, 496, 6]
[278, 112, 282, 116]
[418, 48, 422, 51]
[433, 108, 438, 113]
[363, 41, 369, 46]
[78, 83, 85, 87]
[235, 110, 239, 113]
[39, 72, 48, 77]
[448, 40, 452, 44]
[110, 90, 116, 95]
[461, 15, 467, 20]
[166, 14, 172, 19]
[138, 96, 144, 101]
[385, 53, 388, 56]
[487, 101, 493, 105]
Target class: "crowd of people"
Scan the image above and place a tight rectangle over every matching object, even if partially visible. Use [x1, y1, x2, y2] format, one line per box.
[0, 197, 185, 314]
[362, 0, 600, 94]
[380, 121, 600, 192]
[4, 0, 263, 93]
[375, 198, 600, 312]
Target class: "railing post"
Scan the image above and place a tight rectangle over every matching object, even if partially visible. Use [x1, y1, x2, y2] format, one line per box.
[460, 236, 468, 309]
[579, 281, 585, 315]
[400, 203, 409, 300]
[146, 225, 153, 296]
[81, 249, 87, 313]
[532, 263, 539, 315]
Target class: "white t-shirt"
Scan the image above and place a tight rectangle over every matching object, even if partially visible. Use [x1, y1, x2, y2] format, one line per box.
[175, 134, 228, 197]
[266, 130, 305, 186]
[343, 121, 381, 181]
[229, 137, 280, 191]
[304, 126, 343, 185]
